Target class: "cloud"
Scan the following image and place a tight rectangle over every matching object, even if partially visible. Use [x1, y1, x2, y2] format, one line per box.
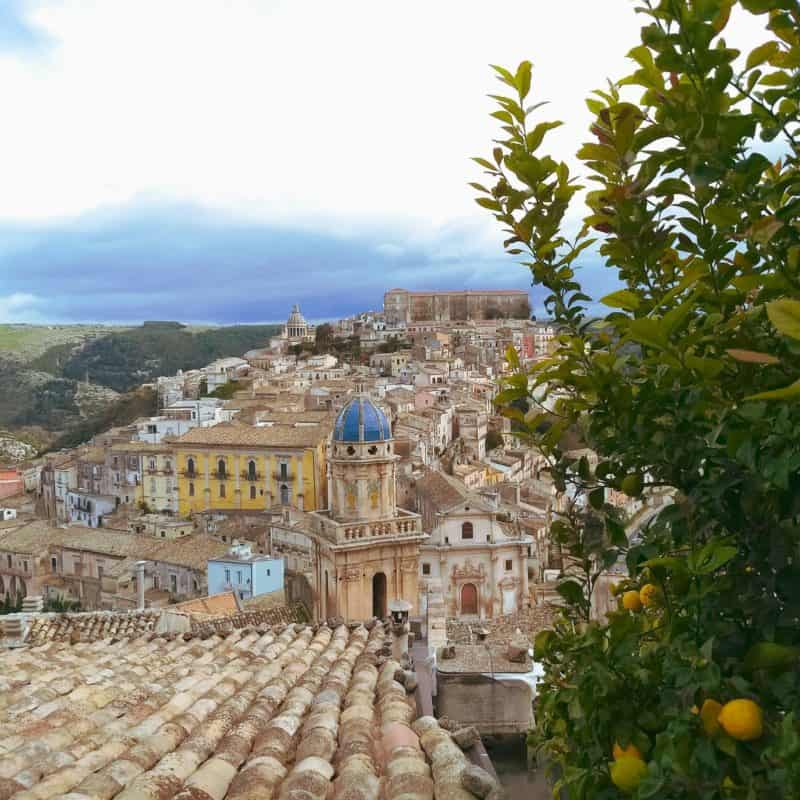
[0, 292, 42, 322]
[0, 199, 619, 323]
[0, 1, 51, 55]
[0, 2, 768, 323]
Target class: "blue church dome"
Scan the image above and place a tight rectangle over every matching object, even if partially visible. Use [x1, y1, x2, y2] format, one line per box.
[333, 397, 391, 442]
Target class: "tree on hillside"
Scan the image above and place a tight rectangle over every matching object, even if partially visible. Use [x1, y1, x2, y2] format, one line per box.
[476, 1, 800, 797]
[314, 323, 335, 353]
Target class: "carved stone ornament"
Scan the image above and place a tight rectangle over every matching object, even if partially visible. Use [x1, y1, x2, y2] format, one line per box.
[452, 559, 486, 581]
[340, 566, 362, 582]
[400, 559, 419, 574]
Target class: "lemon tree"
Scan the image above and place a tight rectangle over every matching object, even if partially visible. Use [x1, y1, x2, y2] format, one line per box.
[476, 1, 800, 796]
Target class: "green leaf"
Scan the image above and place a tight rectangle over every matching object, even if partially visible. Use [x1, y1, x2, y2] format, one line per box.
[641, 557, 688, 575]
[741, 0, 790, 13]
[743, 642, 800, 672]
[600, 290, 641, 311]
[556, 579, 585, 606]
[626, 318, 667, 350]
[589, 487, 605, 510]
[505, 343, 521, 370]
[652, 178, 692, 197]
[688, 541, 738, 575]
[515, 61, 532, 99]
[767, 299, 800, 340]
[533, 630, 554, 660]
[746, 41, 780, 69]
[745, 380, 800, 401]
[526, 121, 563, 152]
[705, 204, 740, 228]
[577, 143, 619, 163]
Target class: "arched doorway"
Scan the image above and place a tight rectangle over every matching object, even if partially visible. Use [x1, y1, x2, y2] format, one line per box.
[461, 582, 478, 615]
[372, 572, 387, 619]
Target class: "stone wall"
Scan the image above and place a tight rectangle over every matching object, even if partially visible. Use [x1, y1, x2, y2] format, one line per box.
[446, 605, 553, 645]
[436, 672, 534, 735]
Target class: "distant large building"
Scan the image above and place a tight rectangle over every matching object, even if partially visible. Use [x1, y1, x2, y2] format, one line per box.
[384, 288, 530, 324]
[270, 304, 316, 352]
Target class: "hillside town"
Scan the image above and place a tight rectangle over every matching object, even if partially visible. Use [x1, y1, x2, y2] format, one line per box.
[0, 286, 674, 800]
[0, 288, 667, 634]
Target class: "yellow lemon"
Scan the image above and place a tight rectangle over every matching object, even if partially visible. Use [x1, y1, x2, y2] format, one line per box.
[613, 742, 642, 761]
[610, 756, 647, 794]
[717, 699, 763, 741]
[622, 590, 642, 612]
[699, 699, 723, 736]
[639, 583, 661, 608]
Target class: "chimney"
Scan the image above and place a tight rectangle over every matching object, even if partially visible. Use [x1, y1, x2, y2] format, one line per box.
[136, 561, 147, 610]
[389, 599, 412, 661]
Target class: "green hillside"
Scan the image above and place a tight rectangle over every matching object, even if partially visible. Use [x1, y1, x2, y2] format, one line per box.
[0, 322, 280, 456]
[33, 322, 279, 392]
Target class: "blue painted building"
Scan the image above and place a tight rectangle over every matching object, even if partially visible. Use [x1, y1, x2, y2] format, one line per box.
[207, 542, 284, 601]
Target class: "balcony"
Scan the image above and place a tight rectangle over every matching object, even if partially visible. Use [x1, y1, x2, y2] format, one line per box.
[241, 471, 262, 482]
[181, 470, 198, 479]
[272, 472, 294, 483]
[341, 517, 420, 542]
[213, 471, 229, 481]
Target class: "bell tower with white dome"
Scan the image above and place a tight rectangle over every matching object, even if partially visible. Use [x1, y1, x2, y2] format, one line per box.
[330, 396, 397, 522]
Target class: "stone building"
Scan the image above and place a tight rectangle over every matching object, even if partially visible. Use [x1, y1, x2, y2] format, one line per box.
[384, 288, 530, 324]
[173, 419, 330, 516]
[414, 469, 532, 619]
[307, 396, 426, 621]
[270, 304, 316, 352]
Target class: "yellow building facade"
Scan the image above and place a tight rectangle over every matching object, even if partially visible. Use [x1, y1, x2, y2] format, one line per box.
[174, 422, 329, 517]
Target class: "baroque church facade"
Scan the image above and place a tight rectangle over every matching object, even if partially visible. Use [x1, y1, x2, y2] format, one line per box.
[302, 396, 532, 623]
[307, 396, 426, 621]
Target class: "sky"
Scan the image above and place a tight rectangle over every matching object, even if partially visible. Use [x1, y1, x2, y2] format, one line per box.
[0, 1, 772, 324]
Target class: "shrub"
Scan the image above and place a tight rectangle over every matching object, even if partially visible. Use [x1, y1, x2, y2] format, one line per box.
[477, 2, 800, 797]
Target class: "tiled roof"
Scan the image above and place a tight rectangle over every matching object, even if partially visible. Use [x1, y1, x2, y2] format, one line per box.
[0, 621, 466, 800]
[59, 530, 227, 570]
[175, 422, 330, 448]
[25, 609, 161, 645]
[414, 469, 494, 515]
[0, 521, 70, 555]
[170, 591, 240, 619]
[188, 604, 309, 635]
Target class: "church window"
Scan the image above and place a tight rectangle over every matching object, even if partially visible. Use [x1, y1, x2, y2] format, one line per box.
[187, 458, 195, 476]
[219, 483, 226, 498]
[462, 522, 474, 540]
[189, 482, 195, 497]
[368, 445, 377, 455]
[505, 559, 513, 571]
[347, 446, 356, 456]
[250, 485, 256, 500]
[422, 563, 431, 576]
[248, 460, 257, 480]
[280, 462, 288, 480]
[218, 459, 226, 478]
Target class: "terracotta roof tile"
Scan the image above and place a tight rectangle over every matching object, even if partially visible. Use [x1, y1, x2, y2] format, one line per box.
[0, 619, 470, 800]
[175, 422, 331, 449]
[170, 591, 240, 619]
